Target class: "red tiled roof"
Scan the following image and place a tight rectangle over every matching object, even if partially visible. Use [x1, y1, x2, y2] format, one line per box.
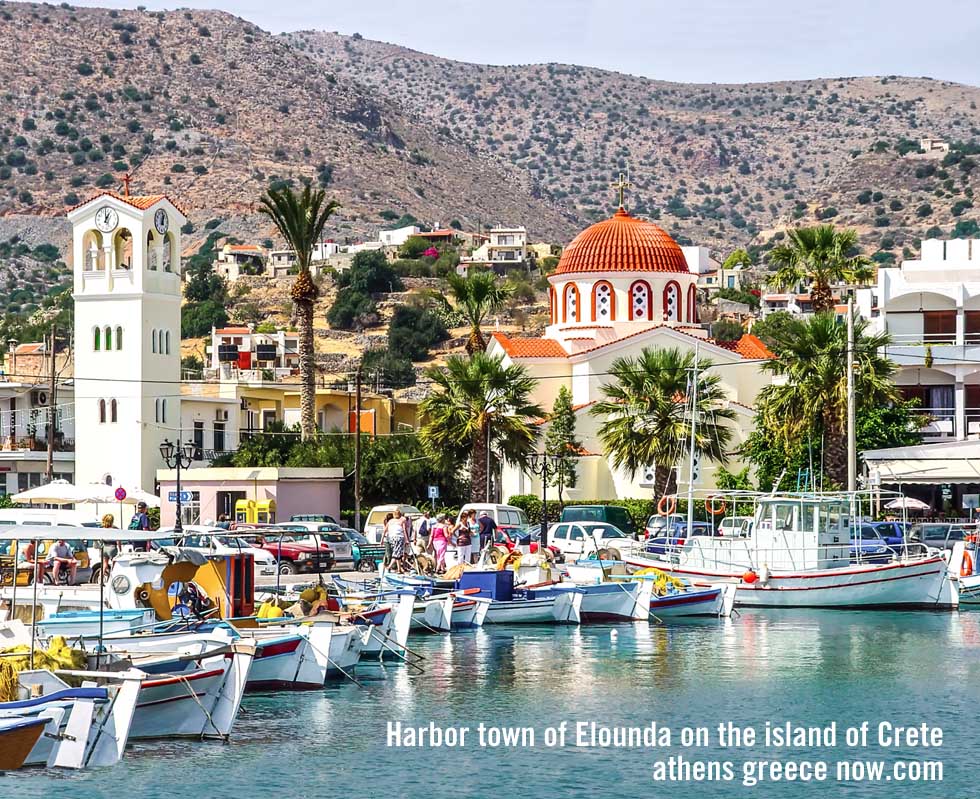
[68, 190, 188, 217]
[717, 334, 776, 360]
[215, 327, 250, 335]
[491, 333, 568, 358]
[227, 245, 265, 253]
[555, 208, 689, 275]
[416, 229, 455, 238]
[13, 342, 44, 355]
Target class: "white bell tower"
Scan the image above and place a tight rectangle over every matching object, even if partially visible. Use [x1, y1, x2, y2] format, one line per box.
[67, 191, 187, 493]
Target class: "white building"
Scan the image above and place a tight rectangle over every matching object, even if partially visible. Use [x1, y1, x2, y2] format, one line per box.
[379, 225, 421, 248]
[859, 238, 980, 441]
[487, 207, 774, 501]
[0, 379, 75, 495]
[459, 226, 529, 272]
[67, 191, 186, 493]
[204, 325, 300, 382]
[214, 243, 266, 283]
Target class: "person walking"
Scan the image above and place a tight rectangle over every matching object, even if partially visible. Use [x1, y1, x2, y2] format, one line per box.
[416, 511, 432, 552]
[478, 511, 497, 557]
[454, 511, 473, 566]
[130, 501, 150, 531]
[380, 512, 394, 569]
[430, 515, 449, 572]
[387, 509, 408, 572]
[101, 513, 119, 582]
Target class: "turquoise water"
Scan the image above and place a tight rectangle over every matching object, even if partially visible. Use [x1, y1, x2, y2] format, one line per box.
[5, 610, 978, 798]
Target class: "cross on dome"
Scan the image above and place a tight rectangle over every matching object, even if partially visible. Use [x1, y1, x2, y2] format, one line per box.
[610, 171, 631, 210]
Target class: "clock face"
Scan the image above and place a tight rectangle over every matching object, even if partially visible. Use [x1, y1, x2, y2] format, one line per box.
[94, 206, 118, 233]
[154, 208, 169, 235]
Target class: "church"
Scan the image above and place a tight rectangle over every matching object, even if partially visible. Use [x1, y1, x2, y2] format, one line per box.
[488, 198, 774, 501]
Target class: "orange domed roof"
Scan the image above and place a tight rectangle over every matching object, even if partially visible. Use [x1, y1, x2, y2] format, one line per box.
[555, 208, 689, 275]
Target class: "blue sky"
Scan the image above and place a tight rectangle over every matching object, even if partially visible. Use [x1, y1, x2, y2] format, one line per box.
[71, 0, 980, 85]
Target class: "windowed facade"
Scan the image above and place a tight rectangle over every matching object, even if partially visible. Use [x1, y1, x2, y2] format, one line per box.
[564, 284, 580, 323]
[629, 281, 652, 321]
[592, 281, 615, 322]
[663, 281, 680, 322]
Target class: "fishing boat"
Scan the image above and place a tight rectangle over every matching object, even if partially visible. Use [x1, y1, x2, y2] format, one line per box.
[455, 571, 583, 624]
[449, 591, 492, 629]
[0, 716, 48, 770]
[0, 667, 141, 768]
[559, 561, 654, 621]
[628, 492, 957, 609]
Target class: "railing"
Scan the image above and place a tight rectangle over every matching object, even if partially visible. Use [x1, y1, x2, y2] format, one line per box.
[0, 436, 75, 452]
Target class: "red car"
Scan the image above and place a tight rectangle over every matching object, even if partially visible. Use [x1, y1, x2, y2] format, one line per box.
[233, 529, 335, 575]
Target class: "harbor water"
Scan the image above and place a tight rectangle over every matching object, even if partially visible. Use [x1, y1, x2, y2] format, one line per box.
[6, 609, 978, 798]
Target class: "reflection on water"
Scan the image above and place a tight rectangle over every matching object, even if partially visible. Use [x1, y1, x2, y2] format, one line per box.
[7, 610, 979, 798]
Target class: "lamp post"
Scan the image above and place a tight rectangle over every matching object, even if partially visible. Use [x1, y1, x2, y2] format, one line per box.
[160, 438, 195, 534]
[525, 452, 566, 549]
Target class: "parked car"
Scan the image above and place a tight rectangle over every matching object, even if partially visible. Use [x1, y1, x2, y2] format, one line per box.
[560, 505, 636, 538]
[159, 525, 277, 576]
[644, 521, 714, 556]
[644, 513, 686, 540]
[549, 522, 641, 559]
[909, 522, 975, 551]
[456, 503, 529, 538]
[290, 514, 338, 525]
[231, 531, 336, 575]
[363, 505, 423, 543]
[849, 524, 896, 563]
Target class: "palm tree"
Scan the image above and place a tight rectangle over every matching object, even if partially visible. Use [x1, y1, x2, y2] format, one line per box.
[768, 225, 873, 313]
[590, 347, 736, 499]
[442, 271, 512, 354]
[259, 184, 340, 440]
[758, 312, 898, 487]
[420, 353, 543, 502]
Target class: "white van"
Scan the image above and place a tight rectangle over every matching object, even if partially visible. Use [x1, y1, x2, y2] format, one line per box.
[363, 504, 422, 543]
[0, 508, 101, 528]
[455, 504, 529, 533]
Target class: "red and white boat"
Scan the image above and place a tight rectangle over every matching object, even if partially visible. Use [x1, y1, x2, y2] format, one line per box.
[628, 493, 957, 610]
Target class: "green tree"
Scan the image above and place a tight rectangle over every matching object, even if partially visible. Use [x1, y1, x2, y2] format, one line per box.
[398, 235, 430, 259]
[181, 299, 228, 338]
[749, 310, 796, 356]
[259, 184, 340, 440]
[361, 348, 416, 388]
[341, 250, 403, 294]
[545, 385, 581, 504]
[435, 271, 511, 354]
[387, 305, 448, 361]
[420, 353, 543, 502]
[710, 318, 744, 342]
[756, 312, 899, 487]
[326, 288, 378, 330]
[767, 225, 873, 313]
[590, 347, 736, 499]
[722, 248, 754, 270]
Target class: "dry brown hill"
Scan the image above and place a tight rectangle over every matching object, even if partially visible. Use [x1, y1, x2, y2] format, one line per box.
[288, 30, 980, 256]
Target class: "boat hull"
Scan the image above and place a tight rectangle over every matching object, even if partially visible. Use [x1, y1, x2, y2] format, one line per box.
[626, 554, 957, 609]
[0, 717, 47, 770]
[484, 592, 582, 624]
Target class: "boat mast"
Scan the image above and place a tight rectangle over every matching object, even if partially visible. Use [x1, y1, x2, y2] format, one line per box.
[846, 297, 856, 518]
[686, 343, 699, 534]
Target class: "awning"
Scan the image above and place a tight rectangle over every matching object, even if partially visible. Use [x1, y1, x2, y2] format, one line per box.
[864, 440, 980, 484]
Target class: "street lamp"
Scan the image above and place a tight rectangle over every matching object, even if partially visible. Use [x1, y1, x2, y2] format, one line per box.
[525, 452, 567, 549]
[160, 438, 194, 534]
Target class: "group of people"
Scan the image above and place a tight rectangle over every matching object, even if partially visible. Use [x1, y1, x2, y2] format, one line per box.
[380, 508, 498, 573]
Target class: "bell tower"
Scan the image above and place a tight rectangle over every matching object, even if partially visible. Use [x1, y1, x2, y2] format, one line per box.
[67, 191, 187, 492]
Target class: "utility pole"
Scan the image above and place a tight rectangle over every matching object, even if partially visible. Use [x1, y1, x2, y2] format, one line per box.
[354, 366, 363, 531]
[45, 322, 56, 483]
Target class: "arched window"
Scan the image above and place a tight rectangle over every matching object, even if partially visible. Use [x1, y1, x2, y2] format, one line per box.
[563, 284, 580, 323]
[154, 398, 159, 423]
[164, 330, 171, 355]
[687, 284, 698, 323]
[549, 287, 556, 324]
[94, 327, 101, 351]
[663, 282, 680, 322]
[163, 232, 175, 273]
[592, 281, 615, 322]
[104, 326, 112, 350]
[629, 281, 652, 321]
[83, 230, 104, 271]
[146, 231, 157, 271]
[152, 329, 158, 354]
[115, 326, 122, 350]
[98, 399, 106, 424]
[110, 399, 117, 423]
[114, 228, 133, 269]
[161, 398, 167, 424]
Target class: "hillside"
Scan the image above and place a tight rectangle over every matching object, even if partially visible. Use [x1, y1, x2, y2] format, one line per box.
[288, 30, 980, 255]
[0, 2, 575, 241]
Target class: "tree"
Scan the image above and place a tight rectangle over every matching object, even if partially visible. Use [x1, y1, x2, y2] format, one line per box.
[590, 347, 736, 499]
[710, 318, 744, 342]
[767, 225, 873, 313]
[722, 248, 754, 270]
[326, 287, 378, 330]
[361, 348, 416, 388]
[386, 305, 448, 361]
[420, 353, 543, 502]
[259, 185, 340, 440]
[341, 250, 403, 294]
[749, 311, 796, 356]
[182, 299, 227, 338]
[436, 271, 511, 354]
[756, 312, 900, 487]
[398, 235, 430, 259]
[544, 385, 581, 505]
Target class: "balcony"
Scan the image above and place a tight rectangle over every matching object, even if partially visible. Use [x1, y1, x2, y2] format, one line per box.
[0, 435, 75, 453]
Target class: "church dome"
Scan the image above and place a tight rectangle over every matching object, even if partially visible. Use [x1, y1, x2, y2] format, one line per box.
[555, 208, 689, 275]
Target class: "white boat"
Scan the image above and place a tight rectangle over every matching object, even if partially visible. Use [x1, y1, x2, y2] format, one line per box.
[233, 626, 333, 690]
[0, 667, 142, 768]
[410, 593, 455, 632]
[561, 562, 654, 621]
[357, 591, 415, 661]
[628, 492, 957, 610]
[484, 589, 582, 624]
[450, 593, 492, 628]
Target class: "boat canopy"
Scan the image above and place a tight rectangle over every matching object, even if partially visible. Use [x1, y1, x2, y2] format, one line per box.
[0, 524, 170, 542]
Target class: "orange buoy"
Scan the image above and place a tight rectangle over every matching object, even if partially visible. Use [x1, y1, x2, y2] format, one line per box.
[961, 550, 974, 578]
[657, 495, 677, 516]
[743, 570, 759, 584]
[706, 495, 727, 516]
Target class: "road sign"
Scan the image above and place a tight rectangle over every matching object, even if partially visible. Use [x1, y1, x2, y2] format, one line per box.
[168, 491, 192, 502]
[427, 485, 440, 499]
[114, 487, 127, 501]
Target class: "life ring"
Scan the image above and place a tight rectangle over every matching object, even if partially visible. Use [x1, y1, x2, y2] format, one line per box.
[961, 550, 974, 578]
[657, 495, 677, 516]
[706, 495, 727, 516]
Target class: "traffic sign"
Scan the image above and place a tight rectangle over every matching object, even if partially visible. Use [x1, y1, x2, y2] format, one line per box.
[168, 491, 192, 502]
[427, 485, 440, 499]
[114, 486, 127, 501]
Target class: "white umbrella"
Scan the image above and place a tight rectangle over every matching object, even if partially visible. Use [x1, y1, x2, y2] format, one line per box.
[884, 497, 930, 511]
[10, 479, 107, 506]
